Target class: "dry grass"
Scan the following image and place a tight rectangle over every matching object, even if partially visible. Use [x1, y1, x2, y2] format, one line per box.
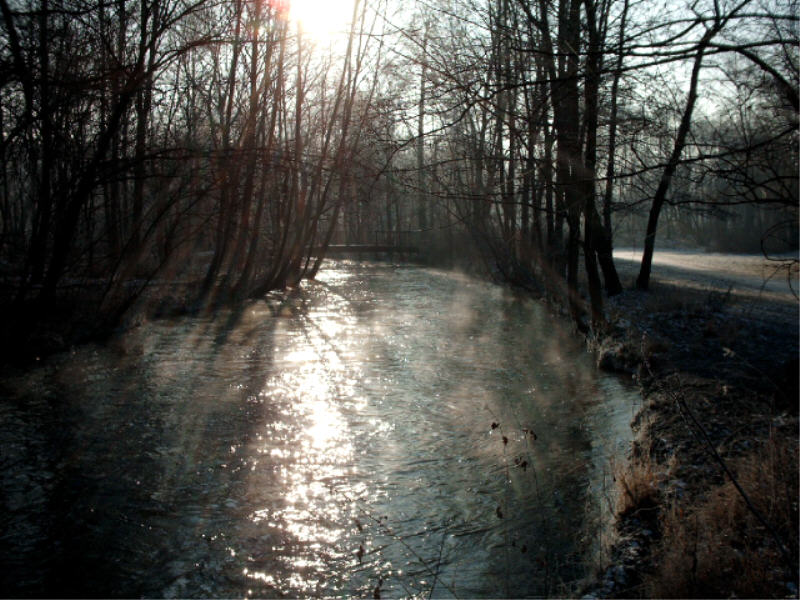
[645, 431, 799, 598]
[615, 455, 663, 519]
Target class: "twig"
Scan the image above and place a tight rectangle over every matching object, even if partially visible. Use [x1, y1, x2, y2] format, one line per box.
[428, 527, 448, 599]
[340, 490, 460, 598]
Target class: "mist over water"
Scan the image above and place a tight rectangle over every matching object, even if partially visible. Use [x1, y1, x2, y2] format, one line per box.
[1, 262, 637, 597]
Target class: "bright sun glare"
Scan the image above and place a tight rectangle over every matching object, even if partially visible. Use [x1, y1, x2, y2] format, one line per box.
[288, 0, 355, 42]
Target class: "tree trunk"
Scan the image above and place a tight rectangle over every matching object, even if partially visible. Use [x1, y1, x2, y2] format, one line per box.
[637, 32, 714, 290]
[30, 0, 53, 286]
[416, 21, 429, 232]
[602, 0, 628, 239]
[583, 0, 622, 300]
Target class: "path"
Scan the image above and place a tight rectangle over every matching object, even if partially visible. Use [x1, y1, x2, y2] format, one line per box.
[613, 248, 798, 307]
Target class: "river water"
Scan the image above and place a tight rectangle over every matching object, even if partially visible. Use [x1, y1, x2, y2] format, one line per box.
[0, 262, 638, 598]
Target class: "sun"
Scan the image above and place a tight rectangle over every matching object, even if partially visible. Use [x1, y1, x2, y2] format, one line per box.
[288, 0, 355, 43]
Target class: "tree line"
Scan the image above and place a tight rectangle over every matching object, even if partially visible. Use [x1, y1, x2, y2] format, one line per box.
[0, 0, 797, 352]
[380, 0, 797, 328]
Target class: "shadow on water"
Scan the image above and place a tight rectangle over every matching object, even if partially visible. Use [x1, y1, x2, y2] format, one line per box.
[0, 262, 638, 598]
[2, 306, 284, 597]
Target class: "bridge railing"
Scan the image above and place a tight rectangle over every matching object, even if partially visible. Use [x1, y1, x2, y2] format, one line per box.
[372, 230, 423, 249]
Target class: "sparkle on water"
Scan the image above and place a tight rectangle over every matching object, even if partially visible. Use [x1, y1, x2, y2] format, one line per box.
[0, 262, 637, 598]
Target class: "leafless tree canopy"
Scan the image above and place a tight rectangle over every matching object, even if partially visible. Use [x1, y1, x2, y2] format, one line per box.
[0, 0, 796, 346]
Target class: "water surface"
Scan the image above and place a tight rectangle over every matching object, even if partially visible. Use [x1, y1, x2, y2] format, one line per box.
[0, 262, 637, 597]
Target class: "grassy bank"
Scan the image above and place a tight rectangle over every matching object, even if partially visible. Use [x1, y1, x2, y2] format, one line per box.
[586, 270, 798, 598]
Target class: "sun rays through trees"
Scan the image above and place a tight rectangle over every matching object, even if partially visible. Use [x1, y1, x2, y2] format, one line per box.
[0, 0, 796, 352]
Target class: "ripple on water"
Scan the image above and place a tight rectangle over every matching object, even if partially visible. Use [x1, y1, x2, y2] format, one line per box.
[0, 262, 636, 597]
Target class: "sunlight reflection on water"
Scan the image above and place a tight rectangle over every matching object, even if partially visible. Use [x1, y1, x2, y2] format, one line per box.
[1, 261, 639, 598]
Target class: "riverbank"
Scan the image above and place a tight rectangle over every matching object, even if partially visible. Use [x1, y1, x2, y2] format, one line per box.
[586, 255, 798, 598]
[2, 255, 797, 597]
[0, 276, 207, 367]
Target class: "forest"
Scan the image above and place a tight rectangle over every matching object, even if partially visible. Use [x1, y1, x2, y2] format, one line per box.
[0, 0, 798, 597]
[0, 0, 796, 353]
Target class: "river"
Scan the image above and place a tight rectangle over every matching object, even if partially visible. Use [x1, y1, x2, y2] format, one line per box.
[0, 262, 638, 598]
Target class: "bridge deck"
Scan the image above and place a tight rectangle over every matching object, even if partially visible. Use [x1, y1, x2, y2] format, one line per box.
[314, 244, 419, 254]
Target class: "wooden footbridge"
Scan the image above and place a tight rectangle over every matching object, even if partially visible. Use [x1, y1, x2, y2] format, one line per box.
[318, 243, 419, 255]
[313, 230, 421, 257]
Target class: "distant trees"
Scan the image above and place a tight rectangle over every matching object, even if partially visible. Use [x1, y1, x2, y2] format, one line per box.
[0, 0, 796, 348]
[375, 0, 635, 326]
[372, 0, 797, 324]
